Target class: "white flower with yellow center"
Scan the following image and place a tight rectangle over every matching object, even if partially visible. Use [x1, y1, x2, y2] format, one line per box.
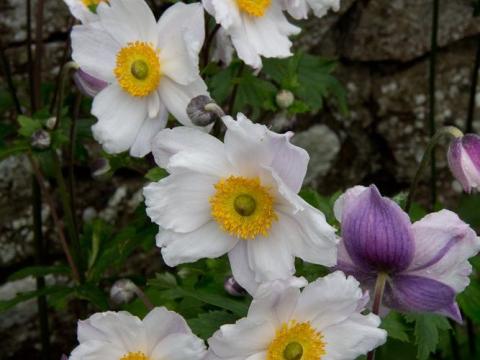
[281, 0, 340, 20]
[143, 114, 338, 293]
[206, 271, 387, 360]
[71, 0, 209, 157]
[64, 0, 106, 23]
[202, 0, 301, 69]
[69, 307, 206, 360]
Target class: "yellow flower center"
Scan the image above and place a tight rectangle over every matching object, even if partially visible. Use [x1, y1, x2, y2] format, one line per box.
[81, 0, 106, 12]
[236, 0, 271, 17]
[119, 351, 149, 360]
[210, 176, 277, 240]
[114, 41, 161, 97]
[267, 321, 326, 360]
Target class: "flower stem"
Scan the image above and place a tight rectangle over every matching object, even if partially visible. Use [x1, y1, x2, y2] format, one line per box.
[466, 35, 480, 133]
[367, 272, 388, 360]
[405, 126, 464, 213]
[132, 284, 154, 311]
[53, 61, 79, 130]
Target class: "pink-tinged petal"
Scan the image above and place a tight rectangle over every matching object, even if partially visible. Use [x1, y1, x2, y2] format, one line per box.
[386, 275, 461, 323]
[335, 239, 376, 286]
[448, 134, 480, 192]
[333, 185, 368, 222]
[157, 222, 238, 267]
[462, 134, 480, 170]
[73, 68, 108, 97]
[70, 340, 124, 360]
[407, 209, 480, 293]
[223, 114, 309, 193]
[341, 185, 415, 273]
[151, 333, 206, 360]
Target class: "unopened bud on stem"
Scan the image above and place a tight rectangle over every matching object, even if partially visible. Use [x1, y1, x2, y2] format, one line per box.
[276, 89, 294, 109]
[31, 129, 51, 150]
[187, 95, 225, 126]
[224, 276, 246, 297]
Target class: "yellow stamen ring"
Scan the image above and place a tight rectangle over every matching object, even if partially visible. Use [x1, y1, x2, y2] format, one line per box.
[114, 41, 161, 97]
[119, 351, 150, 360]
[210, 176, 277, 240]
[81, 0, 106, 12]
[236, 0, 271, 17]
[267, 321, 326, 360]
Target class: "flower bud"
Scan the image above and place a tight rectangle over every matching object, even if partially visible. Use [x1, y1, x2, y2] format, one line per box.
[224, 276, 247, 297]
[110, 279, 137, 305]
[73, 68, 108, 98]
[46, 117, 57, 130]
[90, 158, 111, 180]
[186, 95, 224, 126]
[276, 90, 294, 109]
[447, 134, 480, 193]
[31, 129, 51, 150]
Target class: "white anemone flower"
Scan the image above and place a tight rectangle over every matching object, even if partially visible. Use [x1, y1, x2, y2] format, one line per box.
[207, 271, 387, 360]
[70, 307, 206, 360]
[64, 0, 105, 23]
[71, 0, 209, 157]
[143, 114, 338, 294]
[281, 0, 340, 20]
[202, 0, 301, 69]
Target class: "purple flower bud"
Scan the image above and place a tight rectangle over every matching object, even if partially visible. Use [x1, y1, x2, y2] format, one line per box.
[447, 134, 480, 193]
[341, 185, 414, 273]
[110, 279, 137, 305]
[73, 68, 107, 97]
[224, 276, 247, 297]
[31, 129, 51, 150]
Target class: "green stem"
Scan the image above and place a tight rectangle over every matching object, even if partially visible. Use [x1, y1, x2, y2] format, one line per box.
[405, 126, 463, 213]
[466, 35, 480, 133]
[428, 0, 440, 210]
[227, 62, 245, 114]
[54, 61, 79, 130]
[366, 272, 388, 360]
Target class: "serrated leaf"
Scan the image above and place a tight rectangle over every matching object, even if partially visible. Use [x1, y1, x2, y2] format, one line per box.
[458, 280, 480, 324]
[404, 313, 451, 360]
[17, 115, 42, 137]
[188, 310, 238, 339]
[381, 311, 410, 342]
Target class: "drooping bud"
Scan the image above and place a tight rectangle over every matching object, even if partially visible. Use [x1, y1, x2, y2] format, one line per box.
[45, 117, 57, 130]
[447, 133, 480, 193]
[186, 95, 224, 126]
[110, 279, 137, 305]
[31, 129, 51, 150]
[90, 158, 111, 180]
[224, 276, 247, 297]
[276, 90, 294, 109]
[73, 68, 108, 98]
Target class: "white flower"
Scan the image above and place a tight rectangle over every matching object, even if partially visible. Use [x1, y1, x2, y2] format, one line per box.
[281, 0, 340, 20]
[64, 0, 104, 23]
[71, 0, 209, 157]
[144, 113, 338, 294]
[70, 307, 206, 360]
[207, 271, 387, 360]
[202, 0, 301, 69]
[211, 28, 235, 66]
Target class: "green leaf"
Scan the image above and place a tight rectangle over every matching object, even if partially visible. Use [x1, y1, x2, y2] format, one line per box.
[458, 280, 480, 324]
[149, 272, 178, 289]
[145, 167, 168, 182]
[8, 265, 70, 281]
[17, 115, 42, 137]
[404, 313, 451, 360]
[381, 311, 410, 342]
[0, 285, 72, 312]
[188, 310, 238, 339]
[0, 141, 29, 161]
[74, 284, 109, 310]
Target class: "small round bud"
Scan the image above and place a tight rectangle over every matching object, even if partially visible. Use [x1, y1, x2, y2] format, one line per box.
[31, 129, 51, 150]
[187, 95, 223, 126]
[110, 279, 137, 305]
[46, 117, 57, 130]
[90, 158, 111, 180]
[276, 90, 294, 109]
[224, 276, 247, 297]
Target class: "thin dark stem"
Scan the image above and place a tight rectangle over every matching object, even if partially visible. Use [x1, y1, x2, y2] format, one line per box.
[27, 153, 81, 283]
[33, 0, 45, 111]
[68, 93, 82, 234]
[0, 47, 22, 114]
[428, 0, 440, 210]
[32, 178, 50, 360]
[466, 36, 480, 133]
[26, 0, 34, 112]
[448, 321, 461, 360]
[132, 285, 154, 311]
[467, 317, 477, 357]
[227, 62, 245, 114]
[405, 126, 463, 213]
[54, 61, 78, 130]
[366, 272, 388, 360]
[202, 23, 221, 68]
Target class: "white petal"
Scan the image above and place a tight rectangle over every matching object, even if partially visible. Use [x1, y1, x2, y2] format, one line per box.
[71, 23, 119, 82]
[151, 333, 206, 360]
[70, 340, 125, 360]
[229, 26, 263, 69]
[129, 101, 168, 158]
[322, 313, 386, 360]
[211, 28, 234, 65]
[143, 307, 192, 355]
[151, 126, 231, 176]
[281, 0, 309, 19]
[157, 2, 205, 84]
[144, 173, 216, 233]
[223, 113, 309, 192]
[157, 222, 238, 267]
[407, 209, 480, 293]
[228, 242, 258, 295]
[307, 0, 340, 18]
[158, 76, 209, 126]
[294, 271, 366, 330]
[208, 318, 275, 358]
[203, 0, 242, 30]
[91, 84, 147, 154]
[97, 0, 157, 45]
[64, 0, 99, 23]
